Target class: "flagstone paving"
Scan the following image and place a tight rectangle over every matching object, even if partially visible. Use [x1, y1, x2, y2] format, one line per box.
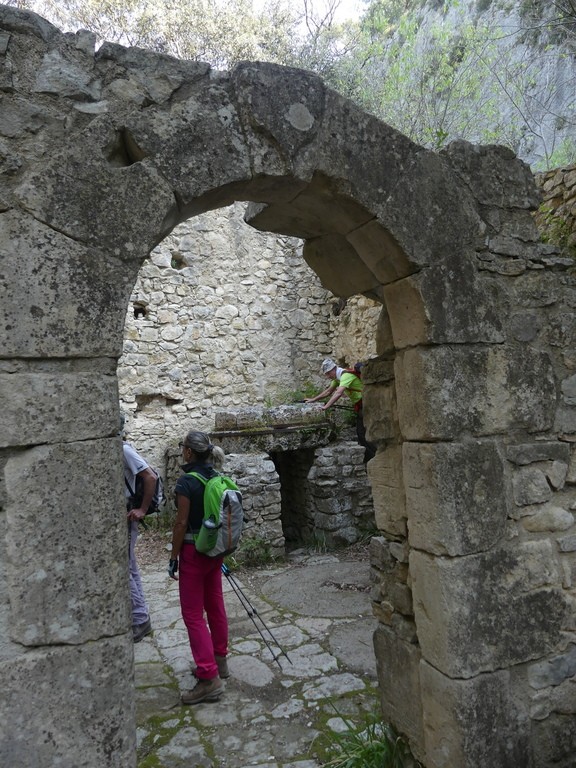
[135, 550, 380, 767]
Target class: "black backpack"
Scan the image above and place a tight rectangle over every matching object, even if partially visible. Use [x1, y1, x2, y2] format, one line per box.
[126, 469, 166, 516]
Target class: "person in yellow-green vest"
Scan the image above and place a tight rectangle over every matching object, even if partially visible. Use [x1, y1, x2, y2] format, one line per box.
[305, 358, 376, 463]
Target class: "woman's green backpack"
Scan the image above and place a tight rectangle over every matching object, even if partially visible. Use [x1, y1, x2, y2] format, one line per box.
[187, 472, 244, 557]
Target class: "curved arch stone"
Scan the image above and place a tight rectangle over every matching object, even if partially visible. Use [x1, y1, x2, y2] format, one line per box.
[1, 7, 574, 768]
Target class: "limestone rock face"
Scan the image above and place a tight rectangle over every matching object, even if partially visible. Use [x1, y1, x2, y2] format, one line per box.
[2, 6, 576, 768]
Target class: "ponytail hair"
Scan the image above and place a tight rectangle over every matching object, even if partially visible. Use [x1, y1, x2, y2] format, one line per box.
[211, 445, 225, 471]
[182, 430, 225, 469]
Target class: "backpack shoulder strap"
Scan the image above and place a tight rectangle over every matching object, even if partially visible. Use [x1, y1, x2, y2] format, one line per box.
[186, 470, 221, 485]
[186, 471, 207, 486]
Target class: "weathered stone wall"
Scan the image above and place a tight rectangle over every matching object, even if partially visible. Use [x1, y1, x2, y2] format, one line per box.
[307, 441, 374, 546]
[362, 141, 576, 767]
[119, 204, 380, 472]
[163, 404, 374, 552]
[534, 164, 576, 254]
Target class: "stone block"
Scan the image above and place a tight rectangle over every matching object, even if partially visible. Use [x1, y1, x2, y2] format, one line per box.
[395, 345, 555, 440]
[441, 140, 540, 209]
[522, 504, 574, 532]
[385, 259, 504, 347]
[513, 467, 554, 506]
[377, 574, 413, 616]
[404, 440, 506, 556]
[381, 275, 430, 348]
[528, 644, 576, 689]
[302, 233, 382, 297]
[346, 218, 413, 284]
[5, 439, 130, 645]
[568, 449, 576, 484]
[14, 122, 176, 255]
[367, 446, 407, 537]
[0, 212, 133, 358]
[0, 637, 136, 768]
[420, 661, 531, 768]
[375, 304, 395, 356]
[391, 613, 418, 643]
[363, 381, 400, 443]
[373, 625, 425, 760]
[547, 460, 569, 489]
[360, 357, 395, 385]
[389, 540, 409, 563]
[0, 371, 120, 448]
[532, 713, 576, 766]
[509, 310, 542, 341]
[369, 536, 395, 571]
[410, 542, 566, 677]
[554, 405, 576, 436]
[558, 535, 576, 552]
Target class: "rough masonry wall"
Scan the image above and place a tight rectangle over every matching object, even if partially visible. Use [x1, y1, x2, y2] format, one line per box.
[2, 6, 575, 768]
[363, 142, 576, 767]
[534, 163, 576, 256]
[119, 202, 380, 471]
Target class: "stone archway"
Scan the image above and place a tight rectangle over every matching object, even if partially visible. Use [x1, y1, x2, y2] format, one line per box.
[1, 7, 575, 768]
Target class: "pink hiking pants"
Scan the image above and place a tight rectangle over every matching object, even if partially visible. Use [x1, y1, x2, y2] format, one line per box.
[178, 543, 228, 680]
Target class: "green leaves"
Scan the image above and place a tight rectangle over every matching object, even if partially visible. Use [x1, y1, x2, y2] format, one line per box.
[321, 709, 420, 768]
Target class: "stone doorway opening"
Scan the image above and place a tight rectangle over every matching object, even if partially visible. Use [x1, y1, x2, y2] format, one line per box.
[270, 447, 316, 549]
[4, 9, 575, 766]
[117, 201, 380, 473]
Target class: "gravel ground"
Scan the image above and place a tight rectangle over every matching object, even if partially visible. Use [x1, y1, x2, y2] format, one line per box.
[135, 526, 172, 568]
[135, 526, 373, 571]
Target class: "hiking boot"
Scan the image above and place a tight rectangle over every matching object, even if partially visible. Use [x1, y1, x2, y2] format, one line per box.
[190, 655, 230, 680]
[215, 654, 230, 679]
[181, 677, 223, 705]
[133, 618, 152, 643]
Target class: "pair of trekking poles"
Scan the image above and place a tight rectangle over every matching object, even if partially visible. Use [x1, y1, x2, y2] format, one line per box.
[221, 563, 292, 669]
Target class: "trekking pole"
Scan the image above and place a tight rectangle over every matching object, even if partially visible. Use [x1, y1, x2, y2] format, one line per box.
[221, 563, 292, 669]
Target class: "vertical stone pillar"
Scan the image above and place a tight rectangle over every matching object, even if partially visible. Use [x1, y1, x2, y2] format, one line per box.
[0, 208, 140, 765]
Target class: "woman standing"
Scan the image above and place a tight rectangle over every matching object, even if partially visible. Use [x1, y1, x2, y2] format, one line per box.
[168, 430, 230, 705]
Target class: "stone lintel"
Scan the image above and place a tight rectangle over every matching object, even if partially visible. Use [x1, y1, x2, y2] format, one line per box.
[213, 430, 334, 455]
[214, 404, 328, 430]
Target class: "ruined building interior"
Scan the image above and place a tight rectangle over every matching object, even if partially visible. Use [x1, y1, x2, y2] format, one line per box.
[1, 5, 575, 767]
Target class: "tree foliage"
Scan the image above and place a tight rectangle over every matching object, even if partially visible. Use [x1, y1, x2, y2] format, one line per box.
[334, 0, 576, 167]
[8, 0, 303, 68]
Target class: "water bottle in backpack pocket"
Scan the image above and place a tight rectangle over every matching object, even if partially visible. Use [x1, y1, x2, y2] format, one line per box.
[194, 514, 219, 553]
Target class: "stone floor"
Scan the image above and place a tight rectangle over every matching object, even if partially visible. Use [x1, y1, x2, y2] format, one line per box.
[135, 550, 380, 767]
